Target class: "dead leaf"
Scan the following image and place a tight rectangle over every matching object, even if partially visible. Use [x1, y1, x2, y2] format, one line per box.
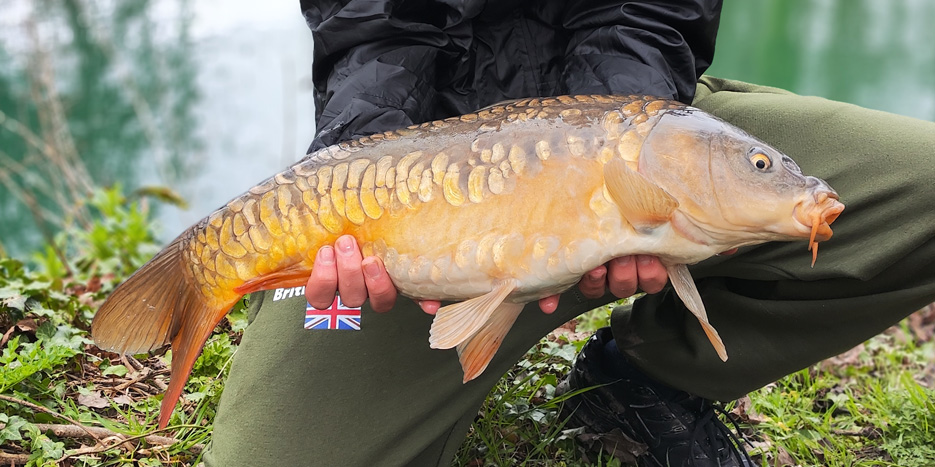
[84, 343, 121, 361]
[772, 444, 797, 467]
[15, 319, 38, 333]
[908, 304, 935, 343]
[731, 396, 769, 424]
[819, 344, 867, 378]
[576, 428, 647, 464]
[1, 318, 41, 347]
[112, 394, 134, 406]
[0, 326, 16, 347]
[548, 319, 592, 344]
[85, 276, 102, 293]
[77, 390, 109, 409]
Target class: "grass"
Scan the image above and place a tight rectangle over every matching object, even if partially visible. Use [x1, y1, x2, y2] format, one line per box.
[1, 191, 934, 466]
[736, 318, 935, 467]
[455, 307, 935, 467]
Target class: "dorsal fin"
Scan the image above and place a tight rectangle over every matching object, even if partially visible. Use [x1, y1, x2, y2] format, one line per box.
[603, 158, 678, 231]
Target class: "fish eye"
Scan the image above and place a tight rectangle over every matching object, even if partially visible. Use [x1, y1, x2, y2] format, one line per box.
[749, 152, 771, 171]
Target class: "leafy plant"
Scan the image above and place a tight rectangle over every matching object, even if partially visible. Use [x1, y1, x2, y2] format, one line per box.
[0, 185, 205, 465]
[33, 185, 162, 281]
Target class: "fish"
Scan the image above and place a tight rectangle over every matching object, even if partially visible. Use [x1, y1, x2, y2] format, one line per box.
[91, 95, 844, 429]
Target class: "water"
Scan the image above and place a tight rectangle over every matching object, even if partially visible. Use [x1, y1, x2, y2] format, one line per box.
[710, 0, 935, 121]
[0, 0, 932, 258]
[0, 0, 315, 255]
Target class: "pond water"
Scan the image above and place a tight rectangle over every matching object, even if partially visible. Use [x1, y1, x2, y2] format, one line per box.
[0, 0, 932, 258]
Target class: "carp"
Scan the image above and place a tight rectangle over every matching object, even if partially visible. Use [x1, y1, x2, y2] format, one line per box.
[91, 95, 844, 429]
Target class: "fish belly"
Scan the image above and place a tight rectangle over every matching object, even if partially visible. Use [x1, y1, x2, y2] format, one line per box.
[365, 156, 629, 303]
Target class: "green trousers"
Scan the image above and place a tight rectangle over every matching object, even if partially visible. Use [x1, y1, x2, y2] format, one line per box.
[202, 78, 935, 466]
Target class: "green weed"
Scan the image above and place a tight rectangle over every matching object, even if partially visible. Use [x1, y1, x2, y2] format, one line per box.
[0, 186, 211, 465]
[725, 324, 935, 467]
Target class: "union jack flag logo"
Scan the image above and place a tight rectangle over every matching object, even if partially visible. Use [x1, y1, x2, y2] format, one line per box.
[304, 296, 361, 330]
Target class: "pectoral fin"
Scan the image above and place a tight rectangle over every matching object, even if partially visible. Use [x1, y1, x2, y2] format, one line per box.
[429, 280, 516, 350]
[664, 263, 728, 362]
[603, 158, 678, 230]
[456, 302, 525, 382]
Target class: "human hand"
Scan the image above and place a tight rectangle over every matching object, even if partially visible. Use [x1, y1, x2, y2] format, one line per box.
[304, 238, 676, 316]
[536, 255, 668, 314]
[304, 235, 440, 314]
[537, 249, 742, 314]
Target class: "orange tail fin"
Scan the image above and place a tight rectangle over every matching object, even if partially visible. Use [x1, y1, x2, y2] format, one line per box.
[91, 236, 236, 429]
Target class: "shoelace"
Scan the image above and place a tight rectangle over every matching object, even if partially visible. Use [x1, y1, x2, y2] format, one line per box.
[688, 404, 755, 467]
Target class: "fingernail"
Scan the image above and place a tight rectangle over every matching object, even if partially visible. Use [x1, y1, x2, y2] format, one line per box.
[317, 246, 334, 264]
[614, 256, 633, 266]
[637, 255, 654, 265]
[588, 269, 605, 281]
[362, 259, 382, 279]
[336, 236, 355, 254]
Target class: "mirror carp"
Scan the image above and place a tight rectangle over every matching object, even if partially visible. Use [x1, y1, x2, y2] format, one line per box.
[91, 95, 844, 429]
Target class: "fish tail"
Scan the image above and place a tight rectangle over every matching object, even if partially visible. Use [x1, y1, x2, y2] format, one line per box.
[91, 236, 237, 429]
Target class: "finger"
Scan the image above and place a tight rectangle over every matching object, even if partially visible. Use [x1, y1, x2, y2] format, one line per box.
[305, 246, 338, 309]
[418, 300, 441, 315]
[361, 256, 397, 313]
[334, 235, 367, 307]
[538, 295, 559, 314]
[577, 265, 608, 299]
[606, 256, 639, 298]
[635, 255, 668, 294]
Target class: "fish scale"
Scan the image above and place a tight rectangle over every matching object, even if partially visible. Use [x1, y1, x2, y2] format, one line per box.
[180, 95, 674, 309]
[91, 94, 844, 429]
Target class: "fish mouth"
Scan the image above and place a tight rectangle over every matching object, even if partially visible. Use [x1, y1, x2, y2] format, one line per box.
[793, 190, 845, 266]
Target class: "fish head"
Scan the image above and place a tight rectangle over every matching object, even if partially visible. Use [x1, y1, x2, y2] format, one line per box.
[636, 108, 844, 252]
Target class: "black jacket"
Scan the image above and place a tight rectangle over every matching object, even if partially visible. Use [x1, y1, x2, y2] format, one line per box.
[300, 0, 722, 152]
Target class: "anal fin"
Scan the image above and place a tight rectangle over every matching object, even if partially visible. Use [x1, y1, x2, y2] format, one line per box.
[457, 302, 525, 382]
[664, 263, 728, 361]
[429, 280, 517, 350]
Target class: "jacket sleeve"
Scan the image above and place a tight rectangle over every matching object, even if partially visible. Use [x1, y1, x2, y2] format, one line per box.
[561, 0, 722, 103]
[299, 0, 479, 152]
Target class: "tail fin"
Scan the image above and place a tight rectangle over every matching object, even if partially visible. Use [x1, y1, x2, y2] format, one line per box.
[91, 236, 236, 429]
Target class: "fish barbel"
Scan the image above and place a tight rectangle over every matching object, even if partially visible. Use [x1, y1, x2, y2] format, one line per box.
[91, 95, 844, 428]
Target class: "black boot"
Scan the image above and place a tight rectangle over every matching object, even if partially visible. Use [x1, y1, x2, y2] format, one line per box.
[556, 327, 754, 467]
